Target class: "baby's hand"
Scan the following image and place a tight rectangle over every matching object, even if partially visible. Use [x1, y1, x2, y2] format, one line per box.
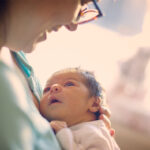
[50, 121, 67, 133]
[99, 106, 115, 136]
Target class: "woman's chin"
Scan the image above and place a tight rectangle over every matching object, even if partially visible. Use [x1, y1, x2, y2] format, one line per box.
[16, 33, 47, 53]
[22, 43, 36, 53]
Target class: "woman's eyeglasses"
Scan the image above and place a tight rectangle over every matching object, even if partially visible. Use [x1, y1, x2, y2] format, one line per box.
[77, 0, 103, 24]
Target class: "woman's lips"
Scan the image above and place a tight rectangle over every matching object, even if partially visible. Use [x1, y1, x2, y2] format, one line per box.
[52, 25, 62, 32]
[65, 23, 78, 31]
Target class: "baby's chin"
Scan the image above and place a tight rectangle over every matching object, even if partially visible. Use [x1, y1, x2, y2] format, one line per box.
[46, 115, 68, 124]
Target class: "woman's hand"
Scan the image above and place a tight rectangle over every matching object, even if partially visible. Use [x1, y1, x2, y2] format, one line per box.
[99, 106, 115, 136]
[50, 121, 67, 134]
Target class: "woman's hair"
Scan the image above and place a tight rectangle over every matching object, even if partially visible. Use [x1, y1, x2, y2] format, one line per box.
[0, 0, 9, 20]
[0, 0, 9, 48]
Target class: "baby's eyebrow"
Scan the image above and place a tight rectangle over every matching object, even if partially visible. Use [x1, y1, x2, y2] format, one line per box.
[64, 78, 80, 82]
[45, 77, 80, 86]
[65, 78, 76, 80]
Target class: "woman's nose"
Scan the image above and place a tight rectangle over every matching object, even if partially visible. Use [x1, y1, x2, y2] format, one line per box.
[50, 84, 62, 93]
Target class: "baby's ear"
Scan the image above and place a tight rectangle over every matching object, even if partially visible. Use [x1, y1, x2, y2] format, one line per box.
[88, 97, 100, 113]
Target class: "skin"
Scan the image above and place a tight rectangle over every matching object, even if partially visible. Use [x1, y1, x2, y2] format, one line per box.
[0, 0, 103, 52]
[0, 0, 85, 109]
[40, 71, 100, 127]
[1, 0, 82, 52]
[0, 0, 113, 135]
[40, 70, 113, 134]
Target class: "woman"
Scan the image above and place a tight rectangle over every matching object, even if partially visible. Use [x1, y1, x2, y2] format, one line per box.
[0, 0, 112, 149]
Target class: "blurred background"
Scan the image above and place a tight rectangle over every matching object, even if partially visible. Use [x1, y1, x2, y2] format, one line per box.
[27, 0, 150, 149]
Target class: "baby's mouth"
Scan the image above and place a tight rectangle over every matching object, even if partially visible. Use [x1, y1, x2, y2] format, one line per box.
[48, 97, 62, 105]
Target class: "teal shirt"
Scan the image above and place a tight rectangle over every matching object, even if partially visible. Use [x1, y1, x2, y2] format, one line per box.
[0, 51, 61, 150]
[11, 51, 42, 103]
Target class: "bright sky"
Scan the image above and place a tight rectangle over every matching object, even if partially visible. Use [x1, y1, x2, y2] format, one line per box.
[27, 1, 150, 89]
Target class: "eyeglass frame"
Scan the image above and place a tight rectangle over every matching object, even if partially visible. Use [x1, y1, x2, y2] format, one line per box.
[92, 0, 103, 17]
[77, 0, 103, 24]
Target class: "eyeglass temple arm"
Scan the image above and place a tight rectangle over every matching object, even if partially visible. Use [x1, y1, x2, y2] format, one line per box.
[93, 0, 103, 17]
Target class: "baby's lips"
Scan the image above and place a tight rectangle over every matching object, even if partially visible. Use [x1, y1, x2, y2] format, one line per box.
[48, 95, 61, 105]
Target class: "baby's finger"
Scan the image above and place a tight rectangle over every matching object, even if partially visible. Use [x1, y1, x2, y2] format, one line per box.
[50, 121, 56, 128]
[110, 128, 115, 136]
[100, 106, 111, 118]
[100, 114, 111, 129]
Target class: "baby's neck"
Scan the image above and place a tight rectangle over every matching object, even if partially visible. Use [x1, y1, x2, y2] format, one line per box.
[67, 114, 96, 127]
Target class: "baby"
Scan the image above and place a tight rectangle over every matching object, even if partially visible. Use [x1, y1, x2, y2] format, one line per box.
[40, 68, 120, 150]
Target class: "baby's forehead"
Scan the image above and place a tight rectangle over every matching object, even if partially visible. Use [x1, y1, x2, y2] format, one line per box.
[46, 71, 85, 84]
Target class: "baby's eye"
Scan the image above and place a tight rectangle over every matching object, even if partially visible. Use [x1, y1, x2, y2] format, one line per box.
[64, 81, 75, 87]
[43, 87, 50, 94]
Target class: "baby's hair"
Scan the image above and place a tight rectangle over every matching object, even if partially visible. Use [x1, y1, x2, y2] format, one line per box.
[53, 67, 106, 119]
[75, 68, 105, 119]
[77, 68, 104, 99]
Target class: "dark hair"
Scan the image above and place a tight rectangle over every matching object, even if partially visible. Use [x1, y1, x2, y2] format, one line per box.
[0, 0, 9, 21]
[76, 68, 105, 119]
[78, 69, 104, 99]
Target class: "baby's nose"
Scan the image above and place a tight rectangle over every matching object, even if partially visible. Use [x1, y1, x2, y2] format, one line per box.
[50, 84, 62, 93]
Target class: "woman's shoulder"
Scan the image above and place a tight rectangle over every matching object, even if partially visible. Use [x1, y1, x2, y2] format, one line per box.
[0, 60, 10, 70]
[0, 60, 29, 101]
[0, 60, 20, 83]
[0, 60, 14, 81]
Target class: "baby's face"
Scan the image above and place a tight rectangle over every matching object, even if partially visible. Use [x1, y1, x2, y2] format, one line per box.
[40, 71, 92, 126]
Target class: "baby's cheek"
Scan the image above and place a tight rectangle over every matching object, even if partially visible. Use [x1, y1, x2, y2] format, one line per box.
[39, 98, 46, 113]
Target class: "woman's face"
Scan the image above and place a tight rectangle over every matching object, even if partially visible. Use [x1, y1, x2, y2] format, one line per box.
[5, 0, 87, 53]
